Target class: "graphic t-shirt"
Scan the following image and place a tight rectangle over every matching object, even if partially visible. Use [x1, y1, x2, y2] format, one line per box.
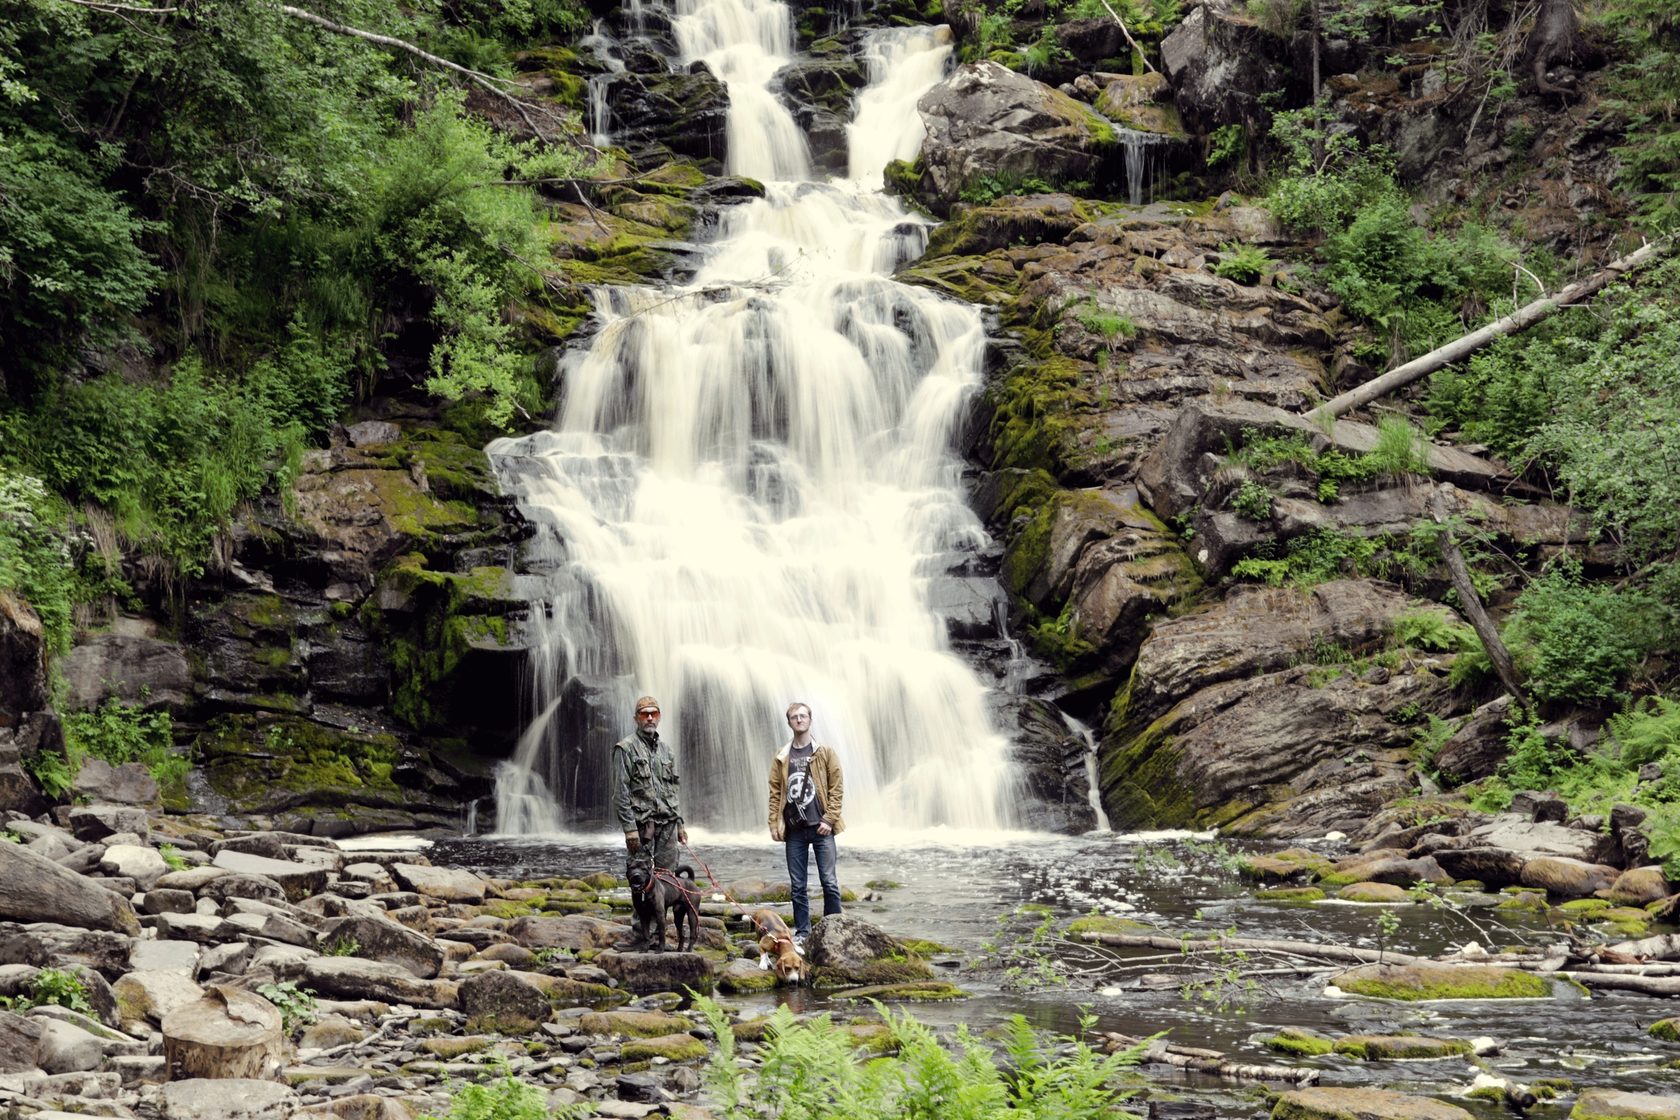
[782, 743, 824, 829]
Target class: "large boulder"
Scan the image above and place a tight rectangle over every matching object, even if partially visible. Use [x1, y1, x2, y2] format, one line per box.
[300, 957, 458, 1009]
[1432, 696, 1515, 784]
[1567, 1090, 1680, 1120]
[317, 914, 444, 979]
[0, 836, 141, 934]
[0, 591, 49, 727]
[59, 628, 192, 711]
[458, 969, 551, 1034]
[914, 61, 1117, 214]
[604, 64, 730, 173]
[1272, 1086, 1474, 1120]
[1158, 0, 1292, 135]
[72, 759, 161, 806]
[808, 915, 932, 987]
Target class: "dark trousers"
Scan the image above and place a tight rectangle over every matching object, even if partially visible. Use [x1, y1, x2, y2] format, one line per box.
[784, 823, 841, 937]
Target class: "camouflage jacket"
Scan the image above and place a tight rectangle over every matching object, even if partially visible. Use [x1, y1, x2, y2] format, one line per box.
[611, 729, 682, 832]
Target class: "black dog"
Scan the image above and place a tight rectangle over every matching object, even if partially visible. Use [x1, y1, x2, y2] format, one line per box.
[626, 859, 700, 953]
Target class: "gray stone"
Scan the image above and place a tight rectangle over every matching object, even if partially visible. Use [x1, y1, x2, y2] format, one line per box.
[128, 940, 201, 975]
[141, 889, 198, 916]
[1567, 1090, 1680, 1120]
[0, 923, 133, 978]
[594, 950, 712, 996]
[66, 804, 149, 843]
[0, 840, 141, 933]
[0, 1010, 43, 1073]
[100, 843, 170, 889]
[459, 969, 551, 1034]
[59, 631, 192, 712]
[196, 942, 253, 980]
[111, 970, 204, 1029]
[71, 759, 160, 807]
[391, 863, 487, 903]
[914, 62, 1115, 214]
[318, 914, 444, 979]
[301, 957, 458, 1009]
[35, 1018, 106, 1074]
[1432, 696, 1514, 784]
[211, 851, 326, 902]
[153, 913, 232, 945]
[159, 1078, 301, 1120]
[1519, 856, 1619, 898]
[1271, 1086, 1473, 1120]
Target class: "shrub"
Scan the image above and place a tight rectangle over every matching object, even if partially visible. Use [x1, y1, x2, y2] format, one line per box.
[1362, 417, 1433, 479]
[1507, 563, 1658, 704]
[61, 699, 187, 796]
[1213, 242, 1270, 284]
[0, 466, 74, 654]
[256, 981, 318, 1034]
[1230, 480, 1274, 520]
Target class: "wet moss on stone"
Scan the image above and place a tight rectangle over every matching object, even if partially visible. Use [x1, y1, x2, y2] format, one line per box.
[1265, 1028, 1334, 1056]
[622, 1032, 708, 1062]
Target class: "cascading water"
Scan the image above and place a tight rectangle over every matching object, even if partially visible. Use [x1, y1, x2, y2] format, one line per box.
[489, 7, 1022, 835]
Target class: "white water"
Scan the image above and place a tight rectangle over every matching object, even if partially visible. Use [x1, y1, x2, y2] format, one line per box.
[489, 15, 1018, 834]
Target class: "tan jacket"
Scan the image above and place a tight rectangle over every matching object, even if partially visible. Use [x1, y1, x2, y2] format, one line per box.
[767, 741, 845, 841]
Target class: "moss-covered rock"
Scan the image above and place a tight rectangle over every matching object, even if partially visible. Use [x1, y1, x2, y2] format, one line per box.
[1568, 1089, 1680, 1120]
[1272, 1086, 1474, 1120]
[197, 713, 401, 815]
[1650, 1017, 1680, 1042]
[1256, 887, 1327, 902]
[621, 1031, 707, 1062]
[827, 981, 969, 1002]
[578, 1010, 693, 1038]
[1332, 963, 1551, 1001]
[1240, 849, 1336, 883]
[1337, 882, 1411, 903]
[1264, 1028, 1334, 1056]
[1333, 1035, 1473, 1060]
[420, 1035, 498, 1058]
[1067, 914, 1152, 937]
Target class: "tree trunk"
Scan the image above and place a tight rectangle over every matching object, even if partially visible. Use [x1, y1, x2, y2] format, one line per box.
[1429, 493, 1525, 701]
[1308, 240, 1671, 422]
[161, 986, 285, 1081]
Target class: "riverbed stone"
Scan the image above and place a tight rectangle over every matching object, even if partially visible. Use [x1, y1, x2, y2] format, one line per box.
[507, 914, 625, 951]
[1607, 867, 1671, 907]
[0, 837, 142, 934]
[392, 863, 487, 903]
[1272, 1086, 1474, 1120]
[459, 969, 550, 1034]
[1569, 1089, 1680, 1120]
[1519, 856, 1619, 898]
[72, 759, 161, 807]
[808, 915, 933, 987]
[1332, 962, 1550, 1001]
[579, 1010, 693, 1038]
[158, 1077, 301, 1119]
[1334, 1035, 1473, 1060]
[301, 957, 459, 1009]
[1337, 882, 1412, 903]
[318, 914, 444, 979]
[210, 850, 326, 902]
[113, 970, 204, 1029]
[595, 950, 712, 995]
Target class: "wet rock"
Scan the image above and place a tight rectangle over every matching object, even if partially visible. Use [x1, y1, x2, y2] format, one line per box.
[459, 969, 551, 1034]
[507, 914, 626, 952]
[1567, 1089, 1680, 1120]
[0, 839, 141, 933]
[1336, 1035, 1472, 1060]
[914, 62, 1117, 215]
[1272, 1086, 1473, 1120]
[807, 915, 933, 987]
[1336, 882, 1411, 903]
[990, 693, 1098, 834]
[1462, 816, 1602, 863]
[604, 65, 729, 172]
[1427, 847, 1525, 889]
[1331, 962, 1549, 1001]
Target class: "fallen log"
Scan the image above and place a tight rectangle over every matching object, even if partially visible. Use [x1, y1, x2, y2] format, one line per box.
[1608, 933, 1680, 961]
[1308, 238, 1672, 422]
[1555, 970, 1680, 997]
[1101, 1032, 1320, 1084]
[1077, 931, 1431, 968]
[1430, 492, 1525, 701]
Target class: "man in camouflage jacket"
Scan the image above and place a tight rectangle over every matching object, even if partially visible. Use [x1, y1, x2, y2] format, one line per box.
[612, 694, 687, 945]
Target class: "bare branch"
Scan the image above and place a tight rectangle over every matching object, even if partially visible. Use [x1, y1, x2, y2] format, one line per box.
[1096, 0, 1158, 74]
[52, 0, 177, 12]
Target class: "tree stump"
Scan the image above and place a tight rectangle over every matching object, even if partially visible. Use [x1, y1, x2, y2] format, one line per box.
[161, 985, 284, 1081]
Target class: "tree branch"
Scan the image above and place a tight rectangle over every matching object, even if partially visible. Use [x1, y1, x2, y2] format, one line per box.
[1096, 0, 1158, 74]
[52, 0, 177, 11]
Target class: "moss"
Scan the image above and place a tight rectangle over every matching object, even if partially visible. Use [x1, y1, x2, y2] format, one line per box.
[828, 981, 968, 1002]
[897, 938, 954, 956]
[482, 899, 542, 920]
[812, 961, 935, 989]
[719, 968, 778, 994]
[1466, 1086, 1506, 1102]
[1264, 1029, 1334, 1056]
[421, 1036, 498, 1058]
[1334, 964, 1550, 1001]
[1067, 914, 1151, 937]
[1650, 1018, 1680, 1042]
[731, 1018, 774, 1043]
[866, 879, 903, 890]
[1334, 1036, 1473, 1060]
[1558, 898, 1612, 914]
[883, 155, 923, 201]
[1256, 887, 1327, 902]
[412, 1017, 454, 1036]
[1099, 708, 1195, 830]
[621, 1032, 707, 1062]
[544, 979, 625, 1008]
[578, 1010, 694, 1038]
[197, 713, 402, 812]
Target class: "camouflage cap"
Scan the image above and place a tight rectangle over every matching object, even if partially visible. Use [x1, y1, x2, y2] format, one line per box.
[634, 695, 660, 713]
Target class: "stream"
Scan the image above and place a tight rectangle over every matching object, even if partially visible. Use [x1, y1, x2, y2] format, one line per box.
[430, 829, 1680, 1115]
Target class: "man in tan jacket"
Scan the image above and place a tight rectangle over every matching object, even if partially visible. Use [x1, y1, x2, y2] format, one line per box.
[766, 701, 844, 951]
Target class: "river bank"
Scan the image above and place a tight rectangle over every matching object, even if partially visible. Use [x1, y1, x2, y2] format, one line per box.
[4, 803, 1678, 1119]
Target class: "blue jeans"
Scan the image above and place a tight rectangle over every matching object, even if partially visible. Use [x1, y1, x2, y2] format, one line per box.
[784, 824, 841, 937]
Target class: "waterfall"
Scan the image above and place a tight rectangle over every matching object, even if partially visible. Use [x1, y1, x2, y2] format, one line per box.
[489, 14, 1020, 835]
[1116, 128, 1169, 206]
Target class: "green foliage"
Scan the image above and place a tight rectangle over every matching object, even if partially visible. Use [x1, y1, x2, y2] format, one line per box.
[61, 699, 187, 796]
[0, 466, 74, 654]
[1230, 480, 1274, 521]
[1605, 697, 1680, 769]
[1069, 298, 1137, 339]
[1597, 0, 1680, 228]
[695, 993, 1145, 1120]
[1362, 417, 1433, 479]
[5, 968, 93, 1015]
[959, 171, 1090, 204]
[1507, 561, 1659, 704]
[1206, 124, 1246, 169]
[1391, 610, 1481, 655]
[1029, 601, 1097, 669]
[418, 1064, 586, 1120]
[158, 843, 190, 872]
[1212, 242, 1270, 284]
[325, 936, 362, 957]
[257, 981, 318, 1033]
[979, 906, 1071, 992]
[1232, 527, 1381, 587]
[1411, 714, 1457, 777]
